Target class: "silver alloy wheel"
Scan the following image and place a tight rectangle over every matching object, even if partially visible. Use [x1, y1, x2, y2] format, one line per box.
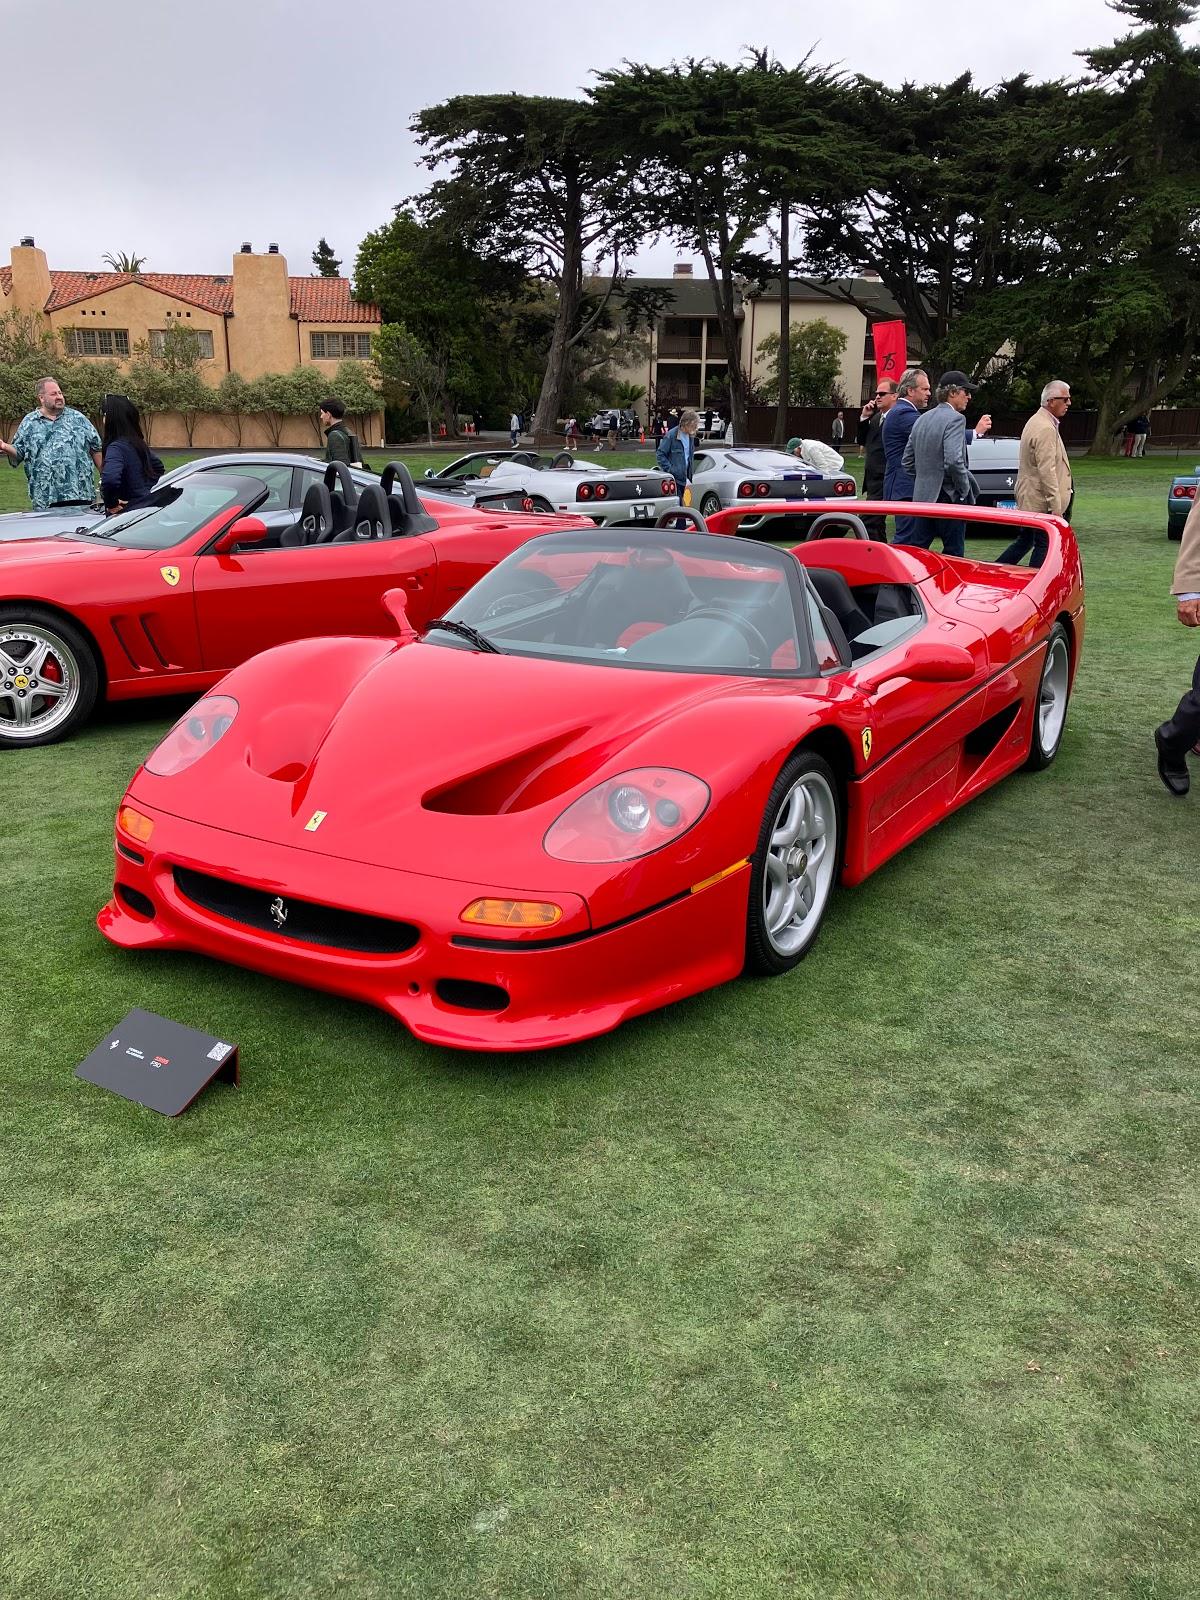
[699, 492, 722, 517]
[1039, 633, 1070, 753]
[0, 624, 81, 742]
[762, 771, 838, 957]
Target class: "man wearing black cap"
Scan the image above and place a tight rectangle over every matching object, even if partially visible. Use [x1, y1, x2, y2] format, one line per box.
[899, 371, 991, 557]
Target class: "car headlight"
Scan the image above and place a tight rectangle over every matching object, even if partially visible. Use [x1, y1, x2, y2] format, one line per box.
[544, 768, 710, 862]
[144, 694, 238, 776]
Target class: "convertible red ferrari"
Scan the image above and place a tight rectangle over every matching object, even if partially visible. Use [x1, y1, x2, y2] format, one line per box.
[99, 503, 1083, 1051]
[0, 462, 585, 748]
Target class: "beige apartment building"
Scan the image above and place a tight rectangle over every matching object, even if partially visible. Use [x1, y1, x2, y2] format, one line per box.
[2, 238, 382, 448]
[607, 263, 905, 419]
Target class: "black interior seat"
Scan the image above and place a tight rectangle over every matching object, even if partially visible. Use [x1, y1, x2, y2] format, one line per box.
[282, 481, 332, 547]
[576, 555, 696, 647]
[332, 482, 390, 542]
[806, 567, 873, 641]
[322, 462, 359, 541]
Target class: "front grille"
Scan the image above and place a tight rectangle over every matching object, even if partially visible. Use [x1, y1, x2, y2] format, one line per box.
[173, 866, 420, 954]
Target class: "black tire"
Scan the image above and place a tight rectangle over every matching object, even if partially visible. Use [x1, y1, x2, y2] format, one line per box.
[1168, 519, 1185, 542]
[528, 496, 554, 513]
[1024, 622, 1072, 771]
[745, 751, 842, 976]
[0, 605, 100, 749]
[699, 492, 723, 517]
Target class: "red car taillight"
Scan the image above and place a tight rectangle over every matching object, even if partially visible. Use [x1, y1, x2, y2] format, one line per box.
[543, 768, 711, 863]
[757, 482, 770, 496]
[737, 481, 754, 498]
[594, 482, 609, 500]
[661, 478, 675, 494]
[144, 695, 238, 777]
[522, 496, 535, 512]
[835, 480, 855, 496]
[1172, 484, 1196, 499]
[576, 484, 594, 501]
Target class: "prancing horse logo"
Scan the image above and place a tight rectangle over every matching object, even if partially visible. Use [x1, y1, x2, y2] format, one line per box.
[269, 896, 288, 929]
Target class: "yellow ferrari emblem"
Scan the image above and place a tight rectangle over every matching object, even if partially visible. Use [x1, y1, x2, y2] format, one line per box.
[304, 810, 327, 832]
[14, 674, 29, 689]
[861, 727, 873, 761]
[160, 566, 180, 587]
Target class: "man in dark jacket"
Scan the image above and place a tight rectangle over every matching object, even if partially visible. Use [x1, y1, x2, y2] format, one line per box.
[881, 368, 930, 544]
[320, 398, 359, 465]
[656, 408, 700, 504]
[855, 378, 898, 540]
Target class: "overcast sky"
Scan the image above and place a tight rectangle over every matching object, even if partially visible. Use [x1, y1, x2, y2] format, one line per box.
[8, 0, 1187, 282]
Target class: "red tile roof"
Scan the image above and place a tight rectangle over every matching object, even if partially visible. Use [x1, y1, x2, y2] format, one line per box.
[288, 277, 378, 324]
[1, 267, 378, 324]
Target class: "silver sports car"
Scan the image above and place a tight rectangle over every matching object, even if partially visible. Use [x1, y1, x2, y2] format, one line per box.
[424, 449, 679, 527]
[687, 446, 858, 521]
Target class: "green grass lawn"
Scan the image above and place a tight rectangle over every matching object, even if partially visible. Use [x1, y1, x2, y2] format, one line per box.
[1, 455, 1197, 1598]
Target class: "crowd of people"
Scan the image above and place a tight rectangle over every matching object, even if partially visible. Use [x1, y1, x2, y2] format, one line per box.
[0, 379, 163, 514]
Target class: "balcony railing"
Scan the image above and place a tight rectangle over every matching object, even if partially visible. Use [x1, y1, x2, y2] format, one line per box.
[658, 336, 703, 358]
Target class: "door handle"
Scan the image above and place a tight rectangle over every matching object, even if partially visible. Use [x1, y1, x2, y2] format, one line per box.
[403, 575, 423, 590]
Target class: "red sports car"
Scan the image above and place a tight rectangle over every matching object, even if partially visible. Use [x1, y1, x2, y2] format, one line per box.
[99, 503, 1083, 1051]
[0, 463, 585, 748]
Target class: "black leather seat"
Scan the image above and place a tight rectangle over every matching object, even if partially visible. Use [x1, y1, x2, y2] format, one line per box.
[332, 482, 390, 542]
[321, 462, 359, 541]
[282, 481, 332, 547]
[806, 567, 872, 642]
[576, 552, 695, 647]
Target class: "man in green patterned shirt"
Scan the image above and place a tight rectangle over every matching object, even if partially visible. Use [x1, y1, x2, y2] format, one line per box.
[0, 377, 102, 508]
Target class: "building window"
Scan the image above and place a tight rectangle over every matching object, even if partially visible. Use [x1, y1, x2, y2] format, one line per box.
[66, 327, 129, 358]
[149, 328, 214, 359]
[310, 332, 372, 360]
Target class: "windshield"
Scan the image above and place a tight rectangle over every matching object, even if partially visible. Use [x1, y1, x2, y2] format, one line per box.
[79, 474, 261, 551]
[432, 530, 813, 676]
[727, 449, 817, 474]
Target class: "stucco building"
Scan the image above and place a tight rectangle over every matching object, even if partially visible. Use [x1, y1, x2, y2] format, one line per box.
[2, 238, 382, 448]
[607, 263, 907, 420]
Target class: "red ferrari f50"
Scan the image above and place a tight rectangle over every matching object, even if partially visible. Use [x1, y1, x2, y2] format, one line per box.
[100, 503, 1084, 1050]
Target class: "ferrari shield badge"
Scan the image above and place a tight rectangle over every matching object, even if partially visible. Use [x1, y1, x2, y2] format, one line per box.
[861, 727, 873, 761]
[160, 566, 180, 587]
[304, 811, 327, 832]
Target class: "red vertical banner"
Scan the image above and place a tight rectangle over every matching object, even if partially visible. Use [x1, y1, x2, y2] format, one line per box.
[872, 321, 907, 384]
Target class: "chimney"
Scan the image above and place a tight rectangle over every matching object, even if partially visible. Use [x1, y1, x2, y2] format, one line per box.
[229, 244, 293, 378]
[672, 262, 694, 279]
[267, 243, 279, 254]
[240, 241, 252, 253]
[9, 238, 52, 317]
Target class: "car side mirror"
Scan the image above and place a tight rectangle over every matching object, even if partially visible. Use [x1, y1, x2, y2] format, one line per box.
[212, 515, 269, 555]
[859, 640, 975, 693]
[424, 468, 434, 479]
[382, 586, 419, 644]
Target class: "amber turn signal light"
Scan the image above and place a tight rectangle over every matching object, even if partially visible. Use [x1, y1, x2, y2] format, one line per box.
[461, 899, 563, 927]
[117, 805, 155, 844]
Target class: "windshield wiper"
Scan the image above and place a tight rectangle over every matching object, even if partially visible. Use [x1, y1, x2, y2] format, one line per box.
[426, 618, 500, 653]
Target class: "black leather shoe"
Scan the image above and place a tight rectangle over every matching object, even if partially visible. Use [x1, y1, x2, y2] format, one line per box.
[1155, 728, 1190, 796]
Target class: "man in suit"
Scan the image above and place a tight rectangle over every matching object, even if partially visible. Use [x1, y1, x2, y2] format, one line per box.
[998, 381, 1074, 568]
[1154, 492, 1200, 796]
[881, 368, 930, 545]
[899, 370, 992, 558]
[856, 378, 898, 539]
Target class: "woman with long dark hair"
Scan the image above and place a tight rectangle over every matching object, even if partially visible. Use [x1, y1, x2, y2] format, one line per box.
[100, 393, 163, 513]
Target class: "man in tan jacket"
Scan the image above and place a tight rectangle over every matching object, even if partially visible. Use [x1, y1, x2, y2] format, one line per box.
[997, 380, 1074, 567]
[1154, 492, 1200, 795]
